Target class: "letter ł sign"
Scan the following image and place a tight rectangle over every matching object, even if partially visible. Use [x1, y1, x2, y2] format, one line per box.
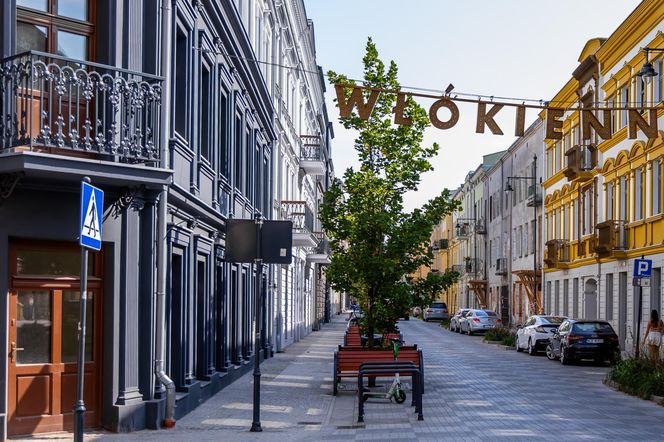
[80, 181, 104, 251]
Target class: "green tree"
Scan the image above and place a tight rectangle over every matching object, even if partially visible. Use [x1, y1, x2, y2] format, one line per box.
[322, 38, 460, 347]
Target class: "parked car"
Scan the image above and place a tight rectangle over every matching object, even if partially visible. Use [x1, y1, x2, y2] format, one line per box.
[545, 319, 620, 365]
[460, 309, 502, 335]
[515, 315, 566, 355]
[450, 309, 471, 332]
[423, 302, 449, 321]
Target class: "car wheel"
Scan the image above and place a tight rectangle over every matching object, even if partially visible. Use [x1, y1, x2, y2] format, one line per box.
[516, 335, 523, 352]
[545, 343, 556, 360]
[527, 339, 536, 356]
[560, 346, 572, 365]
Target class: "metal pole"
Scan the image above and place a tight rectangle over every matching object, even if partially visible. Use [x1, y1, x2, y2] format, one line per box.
[636, 284, 643, 359]
[533, 155, 539, 314]
[74, 247, 88, 442]
[636, 254, 645, 359]
[251, 216, 263, 432]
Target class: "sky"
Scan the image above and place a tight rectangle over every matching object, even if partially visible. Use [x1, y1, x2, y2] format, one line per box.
[304, 0, 642, 210]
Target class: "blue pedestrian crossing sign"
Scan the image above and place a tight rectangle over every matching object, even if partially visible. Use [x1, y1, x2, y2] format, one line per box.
[634, 258, 653, 278]
[80, 181, 104, 251]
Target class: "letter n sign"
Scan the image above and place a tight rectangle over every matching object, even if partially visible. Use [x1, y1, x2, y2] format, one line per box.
[634, 258, 653, 278]
[80, 181, 104, 251]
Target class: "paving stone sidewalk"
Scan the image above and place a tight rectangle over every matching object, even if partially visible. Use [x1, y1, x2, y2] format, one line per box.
[15, 316, 664, 441]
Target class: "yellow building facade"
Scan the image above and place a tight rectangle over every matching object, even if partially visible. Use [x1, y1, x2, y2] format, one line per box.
[543, 0, 664, 352]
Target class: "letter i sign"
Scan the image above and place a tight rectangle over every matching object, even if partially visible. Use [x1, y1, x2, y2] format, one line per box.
[80, 181, 104, 251]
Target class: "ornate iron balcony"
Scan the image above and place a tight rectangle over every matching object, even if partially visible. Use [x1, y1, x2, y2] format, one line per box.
[0, 51, 162, 162]
[280, 200, 315, 233]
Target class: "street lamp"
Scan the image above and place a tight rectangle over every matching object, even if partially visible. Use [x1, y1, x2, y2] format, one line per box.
[505, 155, 540, 315]
[637, 47, 663, 84]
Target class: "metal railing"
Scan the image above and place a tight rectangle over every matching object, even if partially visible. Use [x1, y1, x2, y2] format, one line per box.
[1, 51, 162, 162]
[300, 134, 322, 161]
[311, 232, 330, 256]
[280, 200, 315, 233]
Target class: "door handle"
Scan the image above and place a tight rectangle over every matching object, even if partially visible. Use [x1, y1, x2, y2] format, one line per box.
[9, 342, 24, 363]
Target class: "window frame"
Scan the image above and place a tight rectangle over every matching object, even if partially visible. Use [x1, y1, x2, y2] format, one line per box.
[16, 0, 95, 61]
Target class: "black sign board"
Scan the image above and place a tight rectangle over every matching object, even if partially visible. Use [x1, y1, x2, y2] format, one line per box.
[226, 219, 293, 264]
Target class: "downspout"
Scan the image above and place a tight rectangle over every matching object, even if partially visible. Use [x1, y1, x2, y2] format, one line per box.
[155, 0, 175, 428]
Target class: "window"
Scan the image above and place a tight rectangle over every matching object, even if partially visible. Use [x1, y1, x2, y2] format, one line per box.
[200, 64, 211, 162]
[619, 175, 628, 221]
[220, 93, 229, 177]
[656, 60, 663, 104]
[562, 205, 568, 240]
[174, 28, 189, 138]
[635, 168, 643, 220]
[573, 199, 579, 240]
[554, 280, 560, 315]
[555, 141, 561, 172]
[563, 279, 569, 317]
[607, 97, 616, 132]
[606, 181, 614, 220]
[572, 278, 579, 318]
[235, 116, 243, 191]
[606, 273, 614, 320]
[620, 85, 629, 129]
[653, 159, 661, 216]
[636, 76, 645, 111]
[16, 0, 92, 60]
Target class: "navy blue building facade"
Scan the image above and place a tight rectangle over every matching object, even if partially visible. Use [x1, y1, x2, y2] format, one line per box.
[0, 0, 289, 437]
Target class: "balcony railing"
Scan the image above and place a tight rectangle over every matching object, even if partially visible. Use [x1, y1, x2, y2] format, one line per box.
[526, 184, 542, 207]
[475, 220, 486, 235]
[563, 144, 596, 182]
[544, 239, 570, 268]
[462, 257, 480, 275]
[495, 257, 507, 275]
[456, 223, 471, 238]
[280, 200, 315, 233]
[307, 231, 331, 264]
[0, 51, 162, 162]
[595, 220, 627, 257]
[300, 135, 322, 160]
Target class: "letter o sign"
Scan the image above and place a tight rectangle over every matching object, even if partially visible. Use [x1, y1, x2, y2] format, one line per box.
[429, 98, 459, 130]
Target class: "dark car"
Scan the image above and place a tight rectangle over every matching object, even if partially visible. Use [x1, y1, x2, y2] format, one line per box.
[546, 319, 620, 365]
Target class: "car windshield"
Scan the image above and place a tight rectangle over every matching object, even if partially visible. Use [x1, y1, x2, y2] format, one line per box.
[572, 322, 614, 333]
[475, 310, 496, 317]
[541, 316, 565, 324]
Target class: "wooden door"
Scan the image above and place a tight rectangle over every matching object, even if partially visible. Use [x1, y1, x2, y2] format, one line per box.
[8, 243, 102, 436]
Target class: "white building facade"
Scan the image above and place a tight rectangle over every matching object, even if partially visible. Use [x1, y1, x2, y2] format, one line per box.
[233, 0, 335, 352]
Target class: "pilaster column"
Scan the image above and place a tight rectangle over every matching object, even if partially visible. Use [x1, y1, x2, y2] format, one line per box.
[116, 197, 145, 405]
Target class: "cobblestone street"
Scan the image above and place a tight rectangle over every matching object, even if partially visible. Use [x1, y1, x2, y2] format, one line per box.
[18, 315, 662, 441]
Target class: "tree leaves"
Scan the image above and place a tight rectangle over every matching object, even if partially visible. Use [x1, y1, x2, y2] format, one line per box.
[322, 38, 460, 343]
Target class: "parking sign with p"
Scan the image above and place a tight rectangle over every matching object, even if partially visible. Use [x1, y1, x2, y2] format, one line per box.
[634, 258, 653, 278]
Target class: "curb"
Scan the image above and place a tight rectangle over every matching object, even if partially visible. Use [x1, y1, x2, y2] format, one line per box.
[604, 379, 664, 406]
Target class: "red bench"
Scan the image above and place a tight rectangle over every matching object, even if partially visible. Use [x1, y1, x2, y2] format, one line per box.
[333, 347, 424, 395]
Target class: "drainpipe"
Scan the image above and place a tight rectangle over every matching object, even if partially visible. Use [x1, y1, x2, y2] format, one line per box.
[155, 0, 176, 428]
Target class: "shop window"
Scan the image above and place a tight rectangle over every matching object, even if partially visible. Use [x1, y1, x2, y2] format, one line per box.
[606, 273, 614, 321]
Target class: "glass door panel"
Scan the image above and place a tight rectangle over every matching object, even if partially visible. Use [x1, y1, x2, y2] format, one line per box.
[61, 290, 94, 362]
[16, 290, 51, 364]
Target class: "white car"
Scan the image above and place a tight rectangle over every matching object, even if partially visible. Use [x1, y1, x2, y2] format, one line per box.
[515, 315, 567, 355]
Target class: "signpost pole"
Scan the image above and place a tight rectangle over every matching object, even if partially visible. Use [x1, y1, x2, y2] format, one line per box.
[74, 176, 92, 442]
[635, 255, 646, 359]
[636, 283, 643, 359]
[251, 215, 263, 432]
